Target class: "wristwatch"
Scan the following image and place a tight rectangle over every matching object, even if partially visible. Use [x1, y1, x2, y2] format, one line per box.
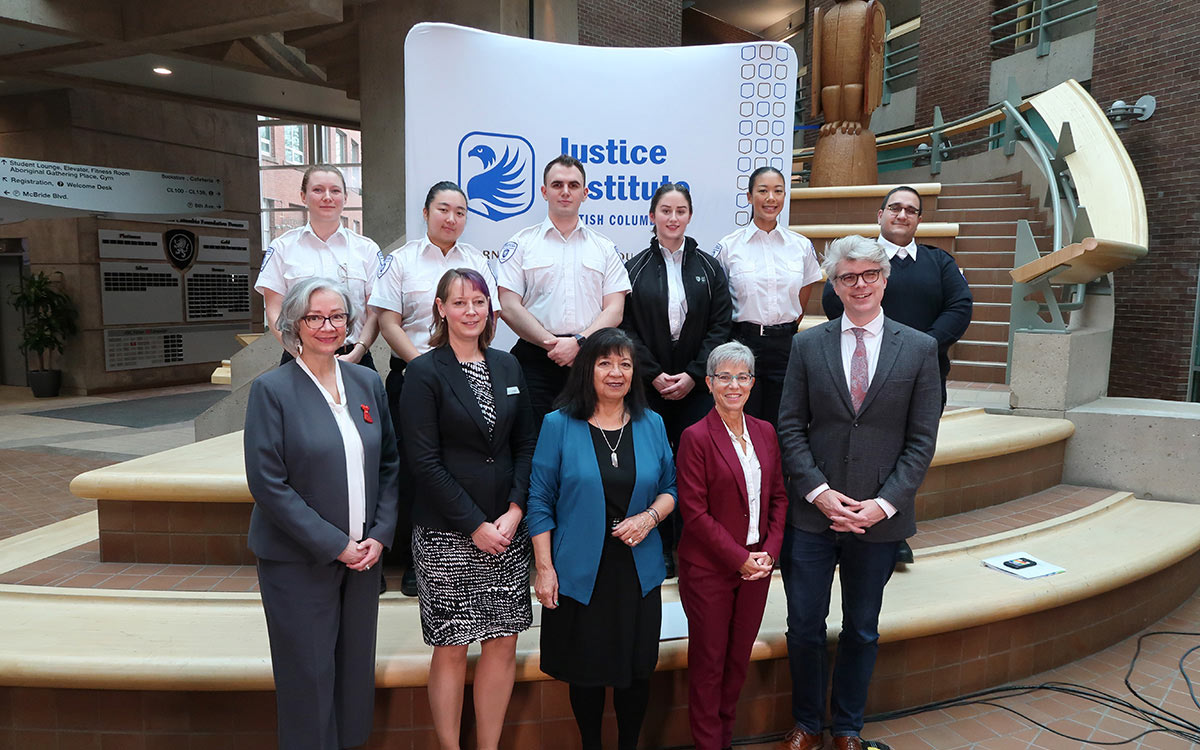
[572, 334, 585, 345]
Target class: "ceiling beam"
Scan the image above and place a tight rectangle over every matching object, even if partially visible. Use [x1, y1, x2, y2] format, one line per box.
[0, 0, 344, 73]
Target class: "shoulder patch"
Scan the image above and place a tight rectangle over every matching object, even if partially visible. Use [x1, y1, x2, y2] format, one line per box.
[499, 241, 518, 263]
[376, 251, 393, 278]
[712, 242, 723, 257]
[259, 247, 274, 271]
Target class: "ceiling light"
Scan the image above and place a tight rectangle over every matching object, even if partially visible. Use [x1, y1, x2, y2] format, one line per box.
[152, 66, 173, 76]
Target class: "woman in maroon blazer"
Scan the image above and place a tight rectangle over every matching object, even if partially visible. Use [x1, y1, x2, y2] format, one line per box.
[676, 341, 789, 750]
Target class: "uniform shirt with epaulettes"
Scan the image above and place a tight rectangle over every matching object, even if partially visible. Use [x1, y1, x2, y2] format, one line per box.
[495, 218, 631, 335]
[255, 223, 382, 344]
[369, 236, 501, 355]
[713, 223, 822, 325]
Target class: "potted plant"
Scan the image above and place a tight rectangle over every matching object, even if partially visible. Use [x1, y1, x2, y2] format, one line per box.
[9, 270, 79, 398]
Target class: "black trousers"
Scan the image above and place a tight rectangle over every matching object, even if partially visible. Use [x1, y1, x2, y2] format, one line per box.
[381, 356, 413, 569]
[512, 338, 571, 429]
[731, 328, 793, 428]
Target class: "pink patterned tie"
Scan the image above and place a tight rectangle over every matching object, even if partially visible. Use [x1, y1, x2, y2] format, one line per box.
[850, 328, 869, 412]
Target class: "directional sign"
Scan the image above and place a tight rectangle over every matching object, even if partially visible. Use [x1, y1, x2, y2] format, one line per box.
[0, 158, 223, 222]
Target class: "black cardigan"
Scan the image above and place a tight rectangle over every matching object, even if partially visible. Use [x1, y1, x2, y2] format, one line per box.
[620, 236, 733, 385]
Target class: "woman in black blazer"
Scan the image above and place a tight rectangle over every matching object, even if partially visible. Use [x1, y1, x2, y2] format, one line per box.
[621, 182, 732, 575]
[244, 277, 399, 750]
[399, 267, 537, 750]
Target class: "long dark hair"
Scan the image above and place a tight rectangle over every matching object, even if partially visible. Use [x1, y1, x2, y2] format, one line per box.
[554, 328, 647, 420]
[424, 180, 466, 211]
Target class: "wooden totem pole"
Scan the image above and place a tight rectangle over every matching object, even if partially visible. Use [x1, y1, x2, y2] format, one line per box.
[809, 0, 887, 186]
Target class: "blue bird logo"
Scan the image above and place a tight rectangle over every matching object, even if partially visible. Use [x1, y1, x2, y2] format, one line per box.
[466, 145, 526, 220]
[458, 132, 535, 222]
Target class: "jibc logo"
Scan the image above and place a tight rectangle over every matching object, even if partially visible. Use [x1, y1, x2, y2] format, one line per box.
[458, 131, 536, 222]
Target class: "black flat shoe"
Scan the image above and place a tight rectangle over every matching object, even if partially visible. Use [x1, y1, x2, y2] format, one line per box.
[895, 539, 914, 566]
[400, 567, 419, 597]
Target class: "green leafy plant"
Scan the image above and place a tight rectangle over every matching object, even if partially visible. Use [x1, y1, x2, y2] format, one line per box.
[9, 271, 78, 372]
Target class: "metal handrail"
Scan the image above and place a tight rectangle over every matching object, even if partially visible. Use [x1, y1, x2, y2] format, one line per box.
[989, 0, 1096, 51]
[991, 0, 1083, 31]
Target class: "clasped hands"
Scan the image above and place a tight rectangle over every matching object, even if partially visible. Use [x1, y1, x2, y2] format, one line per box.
[543, 336, 580, 367]
[652, 372, 695, 401]
[739, 551, 773, 581]
[814, 488, 887, 534]
[338, 537, 383, 571]
[471, 504, 524, 556]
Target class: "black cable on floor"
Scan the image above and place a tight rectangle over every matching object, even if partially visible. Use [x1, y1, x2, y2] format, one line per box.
[656, 630, 1200, 749]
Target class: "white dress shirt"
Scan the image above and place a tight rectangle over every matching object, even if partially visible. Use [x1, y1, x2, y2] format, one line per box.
[722, 415, 761, 545]
[804, 309, 897, 518]
[876, 233, 918, 262]
[256, 224, 381, 343]
[660, 242, 688, 341]
[369, 236, 500, 355]
[714, 223, 822, 325]
[295, 358, 366, 542]
[496, 218, 631, 335]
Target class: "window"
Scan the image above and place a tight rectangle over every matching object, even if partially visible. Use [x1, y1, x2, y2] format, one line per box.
[284, 126, 305, 164]
[335, 130, 348, 163]
[259, 127, 273, 158]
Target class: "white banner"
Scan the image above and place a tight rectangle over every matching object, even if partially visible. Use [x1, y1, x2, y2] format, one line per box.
[404, 23, 796, 263]
[0, 158, 223, 221]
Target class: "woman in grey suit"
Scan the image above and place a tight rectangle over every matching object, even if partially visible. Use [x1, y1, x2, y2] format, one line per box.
[244, 276, 400, 750]
[400, 267, 537, 750]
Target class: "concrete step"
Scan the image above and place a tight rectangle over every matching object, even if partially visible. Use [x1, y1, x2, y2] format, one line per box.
[971, 302, 1011, 322]
[968, 284, 1014, 304]
[954, 250, 1016, 269]
[964, 267, 1016, 285]
[935, 194, 1038, 210]
[957, 220, 1049, 237]
[954, 340, 1008, 363]
[949, 359, 1007, 383]
[954, 235, 1052, 253]
[964, 320, 1009, 342]
[933, 207, 1045, 223]
[940, 180, 1023, 196]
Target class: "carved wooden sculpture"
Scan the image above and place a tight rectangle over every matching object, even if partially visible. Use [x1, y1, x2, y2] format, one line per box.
[809, 0, 887, 186]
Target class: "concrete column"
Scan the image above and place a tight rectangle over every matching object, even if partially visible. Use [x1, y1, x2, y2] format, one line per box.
[358, 0, 576, 250]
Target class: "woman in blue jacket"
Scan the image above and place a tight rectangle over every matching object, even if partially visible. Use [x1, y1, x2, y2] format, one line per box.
[527, 327, 677, 750]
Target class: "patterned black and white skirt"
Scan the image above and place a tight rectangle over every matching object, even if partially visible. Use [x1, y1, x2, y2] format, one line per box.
[412, 522, 533, 646]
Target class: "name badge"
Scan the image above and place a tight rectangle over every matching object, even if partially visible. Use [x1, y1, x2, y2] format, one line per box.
[506, 386, 520, 396]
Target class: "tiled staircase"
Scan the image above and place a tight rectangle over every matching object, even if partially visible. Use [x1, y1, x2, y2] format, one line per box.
[933, 177, 1051, 385]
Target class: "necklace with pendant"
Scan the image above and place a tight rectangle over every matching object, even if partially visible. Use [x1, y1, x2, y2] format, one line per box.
[591, 414, 626, 468]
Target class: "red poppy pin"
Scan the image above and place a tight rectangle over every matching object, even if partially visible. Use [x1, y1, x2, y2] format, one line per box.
[360, 404, 373, 423]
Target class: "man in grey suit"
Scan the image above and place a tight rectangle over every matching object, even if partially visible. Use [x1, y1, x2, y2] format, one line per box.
[775, 235, 941, 750]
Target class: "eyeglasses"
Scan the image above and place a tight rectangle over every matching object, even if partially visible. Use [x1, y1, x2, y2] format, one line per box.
[301, 313, 349, 330]
[885, 203, 921, 217]
[834, 268, 883, 286]
[711, 372, 754, 385]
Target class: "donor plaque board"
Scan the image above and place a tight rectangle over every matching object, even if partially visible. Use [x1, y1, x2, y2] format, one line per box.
[404, 23, 797, 263]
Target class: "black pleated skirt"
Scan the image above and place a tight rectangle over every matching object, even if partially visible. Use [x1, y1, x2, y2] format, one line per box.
[539, 533, 662, 688]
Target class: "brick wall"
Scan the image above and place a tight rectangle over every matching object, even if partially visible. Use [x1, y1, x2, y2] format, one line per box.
[579, 0, 680, 47]
[1092, 3, 1200, 400]
[915, 0, 995, 124]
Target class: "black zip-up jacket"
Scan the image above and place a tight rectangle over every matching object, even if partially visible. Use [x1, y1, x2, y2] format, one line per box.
[620, 236, 733, 385]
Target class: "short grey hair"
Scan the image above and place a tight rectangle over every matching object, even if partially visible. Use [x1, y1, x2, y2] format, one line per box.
[707, 341, 755, 377]
[276, 277, 359, 353]
[821, 235, 891, 281]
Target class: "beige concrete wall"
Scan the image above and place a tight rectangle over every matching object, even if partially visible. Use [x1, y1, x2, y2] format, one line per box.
[0, 89, 260, 394]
